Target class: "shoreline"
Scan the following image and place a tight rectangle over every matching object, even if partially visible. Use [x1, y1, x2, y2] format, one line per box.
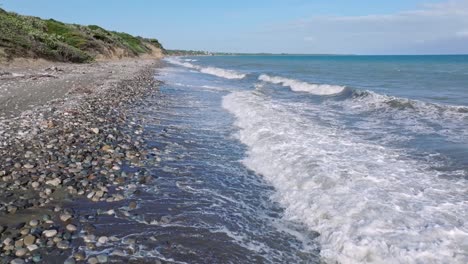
[0, 58, 163, 263]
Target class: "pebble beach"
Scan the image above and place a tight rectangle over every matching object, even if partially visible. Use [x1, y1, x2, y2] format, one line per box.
[0, 59, 162, 263]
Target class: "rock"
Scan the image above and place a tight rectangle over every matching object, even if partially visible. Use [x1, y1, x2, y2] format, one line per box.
[64, 258, 76, 264]
[14, 239, 24, 247]
[60, 213, 72, 222]
[29, 219, 39, 227]
[66, 224, 77, 232]
[10, 259, 25, 264]
[90, 128, 100, 134]
[15, 248, 27, 257]
[110, 249, 125, 256]
[97, 254, 108, 263]
[88, 257, 99, 264]
[128, 201, 137, 210]
[46, 178, 61, 187]
[23, 235, 36, 246]
[31, 254, 42, 262]
[31, 181, 40, 188]
[23, 164, 35, 169]
[73, 252, 86, 261]
[3, 237, 12, 245]
[27, 244, 39, 251]
[42, 229, 57, 238]
[97, 236, 108, 244]
[57, 240, 70, 249]
[20, 228, 30, 235]
[160, 215, 171, 224]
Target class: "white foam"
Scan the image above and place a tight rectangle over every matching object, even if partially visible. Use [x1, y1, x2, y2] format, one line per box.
[165, 57, 246, 79]
[222, 90, 468, 264]
[331, 91, 468, 142]
[258, 74, 345, 95]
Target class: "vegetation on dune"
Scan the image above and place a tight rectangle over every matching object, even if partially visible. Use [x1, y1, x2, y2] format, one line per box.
[0, 8, 164, 63]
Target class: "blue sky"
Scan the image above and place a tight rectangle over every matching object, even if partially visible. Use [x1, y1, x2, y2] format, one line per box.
[3, 0, 468, 54]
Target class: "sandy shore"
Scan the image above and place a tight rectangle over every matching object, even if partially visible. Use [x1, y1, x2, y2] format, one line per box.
[0, 59, 162, 263]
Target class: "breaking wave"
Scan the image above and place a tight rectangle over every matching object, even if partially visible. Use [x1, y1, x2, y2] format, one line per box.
[258, 74, 346, 95]
[165, 57, 246, 79]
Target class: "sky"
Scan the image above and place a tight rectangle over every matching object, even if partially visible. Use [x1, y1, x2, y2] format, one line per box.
[2, 0, 468, 54]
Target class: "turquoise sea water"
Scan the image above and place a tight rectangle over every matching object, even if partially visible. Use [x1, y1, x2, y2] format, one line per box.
[142, 55, 468, 263]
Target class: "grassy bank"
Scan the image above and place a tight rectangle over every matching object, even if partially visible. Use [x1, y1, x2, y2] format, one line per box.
[0, 8, 164, 63]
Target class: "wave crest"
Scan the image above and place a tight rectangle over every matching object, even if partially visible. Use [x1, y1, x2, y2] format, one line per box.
[165, 58, 246, 79]
[259, 74, 345, 95]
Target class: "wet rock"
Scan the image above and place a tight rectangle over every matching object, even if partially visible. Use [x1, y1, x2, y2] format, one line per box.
[15, 247, 27, 257]
[29, 219, 39, 227]
[97, 236, 108, 244]
[57, 240, 70, 249]
[64, 258, 76, 264]
[128, 201, 137, 210]
[97, 254, 108, 263]
[23, 234, 36, 246]
[27, 244, 39, 252]
[73, 252, 86, 261]
[60, 213, 72, 222]
[66, 224, 77, 232]
[42, 229, 57, 238]
[15, 240, 24, 247]
[10, 259, 25, 264]
[31, 254, 42, 262]
[88, 257, 99, 264]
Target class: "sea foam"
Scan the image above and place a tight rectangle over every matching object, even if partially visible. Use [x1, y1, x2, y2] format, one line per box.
[222, 90, 468, 264]
[258, 74, 345, 95]
[165, 57, 246, 79]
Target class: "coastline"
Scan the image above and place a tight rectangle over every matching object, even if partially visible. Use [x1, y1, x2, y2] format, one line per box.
[0, 58, 162, 263]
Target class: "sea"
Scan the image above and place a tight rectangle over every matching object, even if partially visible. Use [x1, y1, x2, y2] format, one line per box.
[104, 55, 468, 264]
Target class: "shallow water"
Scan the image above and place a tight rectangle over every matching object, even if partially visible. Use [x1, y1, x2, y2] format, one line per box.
[75, 65, 321, 263]
[158, 55, 468, 264]
[74, 56, 468, 264]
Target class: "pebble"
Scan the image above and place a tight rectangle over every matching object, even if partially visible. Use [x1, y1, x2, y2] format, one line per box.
[32, 254, 42, 262]
[64, 258, 76, 264]
[0, 65, 158, 259]
[66, 224, 77, 232]
[10, 259, 25, 264]
[60, 213, 72, 222]
[97, 254, 108, 263]
[128, 201, 137, 210]
[73, 252, 86, 261]
[88, 257, 99, 264]
[23, 164, 35, 169]
[98, 236, 108, 244]
[27, 244, 39, 251]
[23, 234, 36, 246]
[57, 240, 70, 249]
[46, 178, 61, 186]
[29, 219, 39, 227]
[15, 248, 27, 257]
[43, 229, 58, 238]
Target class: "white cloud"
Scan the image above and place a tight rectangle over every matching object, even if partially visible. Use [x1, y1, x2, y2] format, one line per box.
[267, 0, 468, 54]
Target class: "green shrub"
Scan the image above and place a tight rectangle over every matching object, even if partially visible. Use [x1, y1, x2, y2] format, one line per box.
[0, 8, 164, 63]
